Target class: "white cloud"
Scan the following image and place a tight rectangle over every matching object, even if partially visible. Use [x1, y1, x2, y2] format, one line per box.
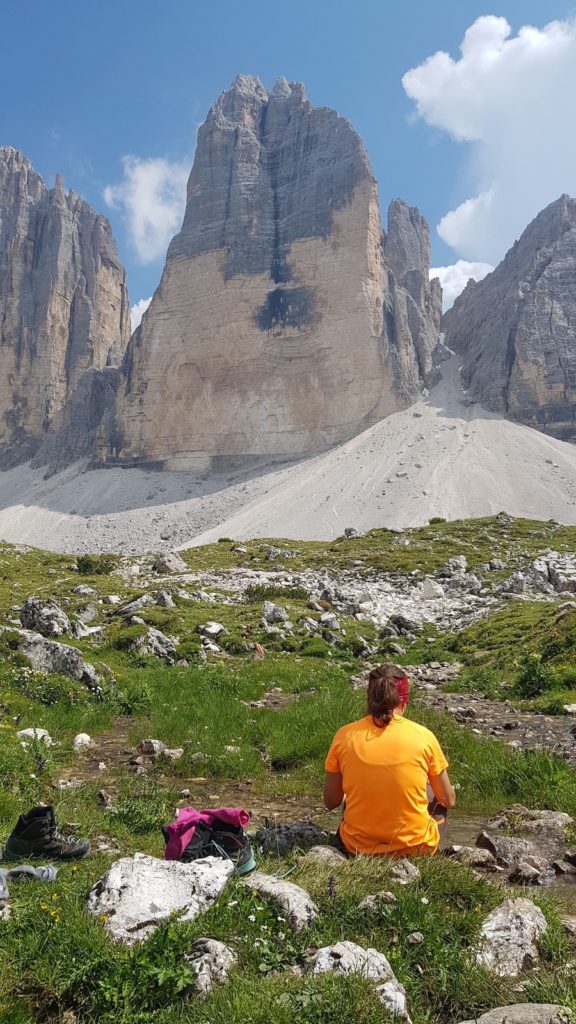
[130, 296, 152, 332]
[403, 16, 576, 263]
[430, 260, 494, 311]
[104, 156, 189, 263]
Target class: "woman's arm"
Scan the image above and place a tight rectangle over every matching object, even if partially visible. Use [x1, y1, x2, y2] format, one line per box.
[323, 771, 344, 810]
[428, 769, 456, 809]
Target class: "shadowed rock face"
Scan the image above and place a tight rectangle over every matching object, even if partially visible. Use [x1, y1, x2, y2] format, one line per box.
[169, 76, 366, 281]
[0, 147, 130, 466]
[102, 76, 440, 471]
[443, 195, 576, 440]
[383, 198, 442, 387]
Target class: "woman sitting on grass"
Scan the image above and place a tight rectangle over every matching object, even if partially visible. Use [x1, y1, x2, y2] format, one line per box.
[323, 664, 456, 857]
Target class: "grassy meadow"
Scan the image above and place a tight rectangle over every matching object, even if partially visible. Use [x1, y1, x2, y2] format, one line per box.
[1, 517, 576, 1022]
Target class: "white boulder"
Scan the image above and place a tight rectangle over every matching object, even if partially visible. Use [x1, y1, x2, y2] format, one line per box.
[20, 597, 70, 637]
[389, 858, 421, 885]
[458, 1006, 572, 1024]
[16, 631, 102, 690]
[186, 937, 236, 997]
[262, 602, 288, 624]
[137, 738, 166, 757]
[422, 578, 445, 600]
[17, 727, 52, 747]
[311, 941, 410, 1020]
[359, 891, 398, 911]
[240, 871, 318, 931]
[86, 853, 233, 944]
[152, 552, 188, 574]
[73, 733, 92, 751]
[301, 846, 347, 867]
[476, 897, 547, 977]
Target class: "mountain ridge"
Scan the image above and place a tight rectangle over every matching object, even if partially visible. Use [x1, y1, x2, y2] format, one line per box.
[2, 76, 441, 474]
[443, 193, 576, 440]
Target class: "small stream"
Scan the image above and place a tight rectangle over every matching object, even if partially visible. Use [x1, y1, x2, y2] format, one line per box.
[59, 731, 576, 913]
[442, 811, 576, 912]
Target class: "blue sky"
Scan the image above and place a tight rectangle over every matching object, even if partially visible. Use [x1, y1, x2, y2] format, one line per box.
[2, 0, 575, 313]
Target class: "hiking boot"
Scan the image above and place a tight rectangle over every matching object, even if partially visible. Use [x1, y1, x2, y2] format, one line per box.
[178, 821, 214, 864]
[3, 806, 90, 862]
[210, 826, 256, 876]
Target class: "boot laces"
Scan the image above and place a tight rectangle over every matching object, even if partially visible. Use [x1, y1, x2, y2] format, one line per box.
[52, 827, 80, 847]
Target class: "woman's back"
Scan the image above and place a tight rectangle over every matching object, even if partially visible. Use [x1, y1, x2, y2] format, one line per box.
[325, 713, 448, 855]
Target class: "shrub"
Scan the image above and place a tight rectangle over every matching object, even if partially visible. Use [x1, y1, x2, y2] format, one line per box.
[0, 726, 42, 804]
[0, 630, 25, 657]
[513, 653, 556, 698]
[299, 637, 332, 658]
[349, 637, 371, 658]
[115, 780, 170, 834]
[117, 680, 153, 715]
[538, 697, 570, 716]
[429, 516, 447, 524]
[552, 664, 576, 689]
[76, 554, 119, 575]
[112, 625, 147, 650]
[220, 634, 250, 655]
[3, 666, 94, 707]
[175, 637, 202, 661]
[445, 666, 502, 698]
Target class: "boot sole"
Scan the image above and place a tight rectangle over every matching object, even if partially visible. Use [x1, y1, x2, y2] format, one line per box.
[3, 843, 91, 862]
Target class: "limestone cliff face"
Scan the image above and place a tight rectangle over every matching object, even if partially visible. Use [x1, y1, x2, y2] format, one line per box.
[0, 147, 130, 465]
[107, 76, 439, 471]
[443, 195, 576, 440]
[383, 199, 442, 388]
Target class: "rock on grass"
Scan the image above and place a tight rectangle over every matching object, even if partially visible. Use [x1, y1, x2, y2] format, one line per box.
[476, 897, 547, 977]
[240, 872, 318, 932]
[86, 853, 233, 944]
[458, 1006, 572, 1024]
[20, 597, 70, 637]
[185, 937, 236, 998]
[15, 630, 101, 690]
[310, 941, 410, 1020]
[152, 552, 187, 574]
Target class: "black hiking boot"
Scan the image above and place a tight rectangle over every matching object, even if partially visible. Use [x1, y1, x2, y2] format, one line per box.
[210, 825, 256, 876]
[178, 821, 214, 864]
[3, 806, 90, 862]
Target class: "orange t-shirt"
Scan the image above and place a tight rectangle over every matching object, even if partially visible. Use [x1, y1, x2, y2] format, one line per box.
[325, 715, 448, 856]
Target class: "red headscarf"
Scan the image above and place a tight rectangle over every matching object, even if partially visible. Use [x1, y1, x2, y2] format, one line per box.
[395, 674, 410, 706]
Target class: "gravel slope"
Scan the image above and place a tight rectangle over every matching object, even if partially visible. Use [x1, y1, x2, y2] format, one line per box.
[1, 360, 576, 553]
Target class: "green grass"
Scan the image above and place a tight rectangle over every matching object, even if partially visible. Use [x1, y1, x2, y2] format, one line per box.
[175, 514, 576, 576]
[2, 519, 576, 1022]
[1, 848, 573, 1023]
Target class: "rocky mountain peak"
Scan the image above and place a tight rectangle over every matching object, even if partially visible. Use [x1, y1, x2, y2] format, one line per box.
[384, 198, 431, 285]
[443, 193, 576, 439]
[9, 79, 442, 475]
[382, 198, 442, 382]
[0, 147, 130, 466]
[0, 146, 43, 204]
[80, 77, 440, 473]
[169, 75, 371, 282]
[510, 194, 576, 268]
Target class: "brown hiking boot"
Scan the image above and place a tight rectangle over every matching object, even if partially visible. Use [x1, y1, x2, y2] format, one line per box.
[3, 806, 90, 861]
